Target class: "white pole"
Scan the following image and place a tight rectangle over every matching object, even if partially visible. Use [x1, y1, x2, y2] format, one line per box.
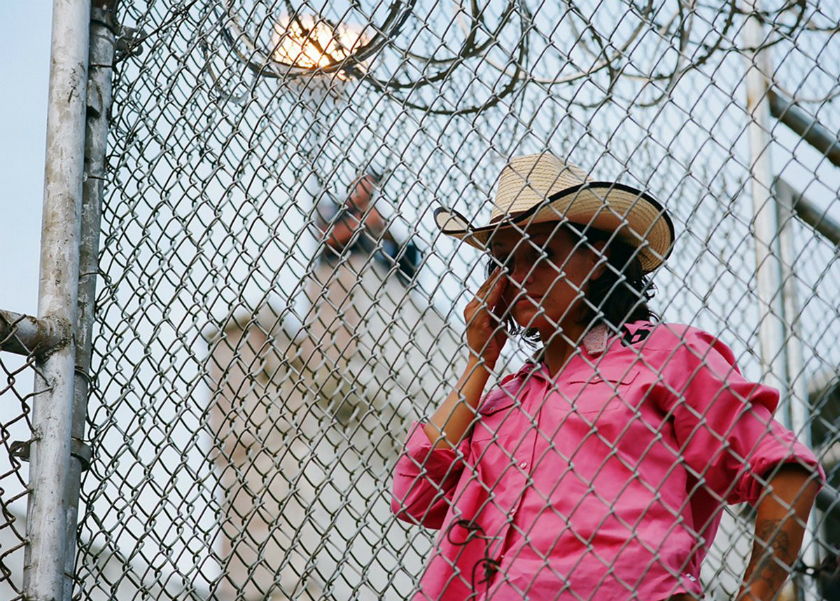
[744, 1, 788, 400]
[24, 0, 90, 598]
[776, 182, 821, 601]
[743, 3, 818, 599]
[775, 186, 813, 449]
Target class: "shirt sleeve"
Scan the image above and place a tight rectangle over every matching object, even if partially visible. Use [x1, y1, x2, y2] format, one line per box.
[661, 328, 824, 506]
[391, 421, 469, 529]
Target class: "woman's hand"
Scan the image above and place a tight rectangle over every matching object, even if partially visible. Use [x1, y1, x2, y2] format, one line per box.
[464, 267, 509, 370]
[423, 268, 507, 449]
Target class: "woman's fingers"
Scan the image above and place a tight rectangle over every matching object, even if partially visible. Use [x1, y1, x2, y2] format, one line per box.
[484, 274, 507, 324]
[465, 269, 495, 310]
[486, 270, 506, 304]
[481, 268, 508, 304]
[466, 268, 504, 314]
[463, 268, 509, 364]
[491, 285, 508, 323]
[475, 267, 500, 298]
[465, 271, 508, 334]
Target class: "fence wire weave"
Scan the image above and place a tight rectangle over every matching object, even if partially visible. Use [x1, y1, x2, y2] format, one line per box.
[67, 0, 840, 599]
[0, 317, 48, 600]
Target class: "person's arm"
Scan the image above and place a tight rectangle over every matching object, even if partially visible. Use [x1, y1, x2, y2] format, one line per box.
[322, 216, 358, 249]
[391, 268, 509, 527]
[656, 328, 824, 596]
[391, 421, 469, 528]
[738, 464, 821, 601]
[424, 267, 508, 448]
[423, 356, 493, 449]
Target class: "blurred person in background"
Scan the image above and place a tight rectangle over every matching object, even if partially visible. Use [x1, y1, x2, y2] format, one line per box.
[316, 169, 420, 286]
[303, 168, 423, 418]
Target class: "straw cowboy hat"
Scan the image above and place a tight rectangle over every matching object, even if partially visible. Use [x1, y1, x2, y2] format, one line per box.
[434, 153, 675, 273]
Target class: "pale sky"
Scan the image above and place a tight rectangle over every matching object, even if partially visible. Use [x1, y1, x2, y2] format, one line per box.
[0, 0, 53, 562]
[1, 1, 837, 324]
[0, 3, 52, 317]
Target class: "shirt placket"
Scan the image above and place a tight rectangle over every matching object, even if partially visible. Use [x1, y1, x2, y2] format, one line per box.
[484, 375, 548, 576]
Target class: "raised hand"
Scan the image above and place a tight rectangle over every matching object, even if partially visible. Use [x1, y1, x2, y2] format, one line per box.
[463, 267, 509, 369]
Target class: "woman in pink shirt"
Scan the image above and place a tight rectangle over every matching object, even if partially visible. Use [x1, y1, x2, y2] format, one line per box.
[392, 154, 823, 601]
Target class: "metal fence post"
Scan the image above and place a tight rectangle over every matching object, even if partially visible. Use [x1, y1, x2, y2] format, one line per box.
[744, 3, 819, 599]
[23, 0, 90, 598]
[768, 91, 840, 169]
[61, 3, 116, 599]
[743, 0, 789, 403]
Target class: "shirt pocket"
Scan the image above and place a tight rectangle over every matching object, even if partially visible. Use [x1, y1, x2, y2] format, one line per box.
[471, 384, 522, 451]
[564, 367, 639, 415]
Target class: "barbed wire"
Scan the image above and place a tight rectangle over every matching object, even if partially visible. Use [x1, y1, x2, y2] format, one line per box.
[195, 0, 840, 115]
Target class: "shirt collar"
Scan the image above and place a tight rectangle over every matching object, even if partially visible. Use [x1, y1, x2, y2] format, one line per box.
[581, 322, 609, 356]
[519, 322, 611, 380]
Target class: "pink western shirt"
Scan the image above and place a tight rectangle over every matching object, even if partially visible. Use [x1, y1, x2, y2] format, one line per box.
[391, 321, 823, 601]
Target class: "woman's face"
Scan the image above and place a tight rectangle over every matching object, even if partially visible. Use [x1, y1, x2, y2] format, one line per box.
[489, 221, 603, 334]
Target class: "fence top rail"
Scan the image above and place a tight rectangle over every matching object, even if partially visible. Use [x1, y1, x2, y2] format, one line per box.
[0, 310, 70, 357]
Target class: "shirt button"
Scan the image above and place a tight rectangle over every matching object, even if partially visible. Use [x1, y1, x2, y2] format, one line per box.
[519, 461, 527, 469]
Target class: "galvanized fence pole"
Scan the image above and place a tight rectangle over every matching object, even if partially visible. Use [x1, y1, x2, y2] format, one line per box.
[744, 2, 819, 598]
[0, 310, 69, 357]
[61, 3, 116, 599]
[769, 91, 840, 170]
[743, 0, 789, 404]
[23, 0, 90, 598]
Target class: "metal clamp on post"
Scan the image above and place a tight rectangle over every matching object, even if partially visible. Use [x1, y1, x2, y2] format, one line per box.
[9, 440, 31, 463]
[115, 26, 145, 62]
[9, 438, 92, 472]
[70, 438, 92, 472]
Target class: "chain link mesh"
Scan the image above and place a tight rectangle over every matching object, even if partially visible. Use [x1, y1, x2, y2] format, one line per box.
[68, 0, 840, 599]
[0, 317, 49, 600]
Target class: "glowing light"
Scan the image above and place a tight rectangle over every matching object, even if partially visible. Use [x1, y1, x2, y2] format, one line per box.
[271, 15, 367, 73]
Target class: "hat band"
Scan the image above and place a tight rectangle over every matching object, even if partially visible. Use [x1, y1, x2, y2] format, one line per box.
[487, 182, 594, 226]
[489, 209, 527, 225]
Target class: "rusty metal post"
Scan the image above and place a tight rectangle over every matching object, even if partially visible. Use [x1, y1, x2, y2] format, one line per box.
[23, 0, 90, 598]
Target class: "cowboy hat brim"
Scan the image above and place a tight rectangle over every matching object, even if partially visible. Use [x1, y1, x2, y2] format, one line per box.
[434, 182, 675, 273]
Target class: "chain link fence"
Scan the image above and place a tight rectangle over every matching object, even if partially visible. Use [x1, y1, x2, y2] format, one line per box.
[0, 315, 51, 600]
[5, 0, 837, 599]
